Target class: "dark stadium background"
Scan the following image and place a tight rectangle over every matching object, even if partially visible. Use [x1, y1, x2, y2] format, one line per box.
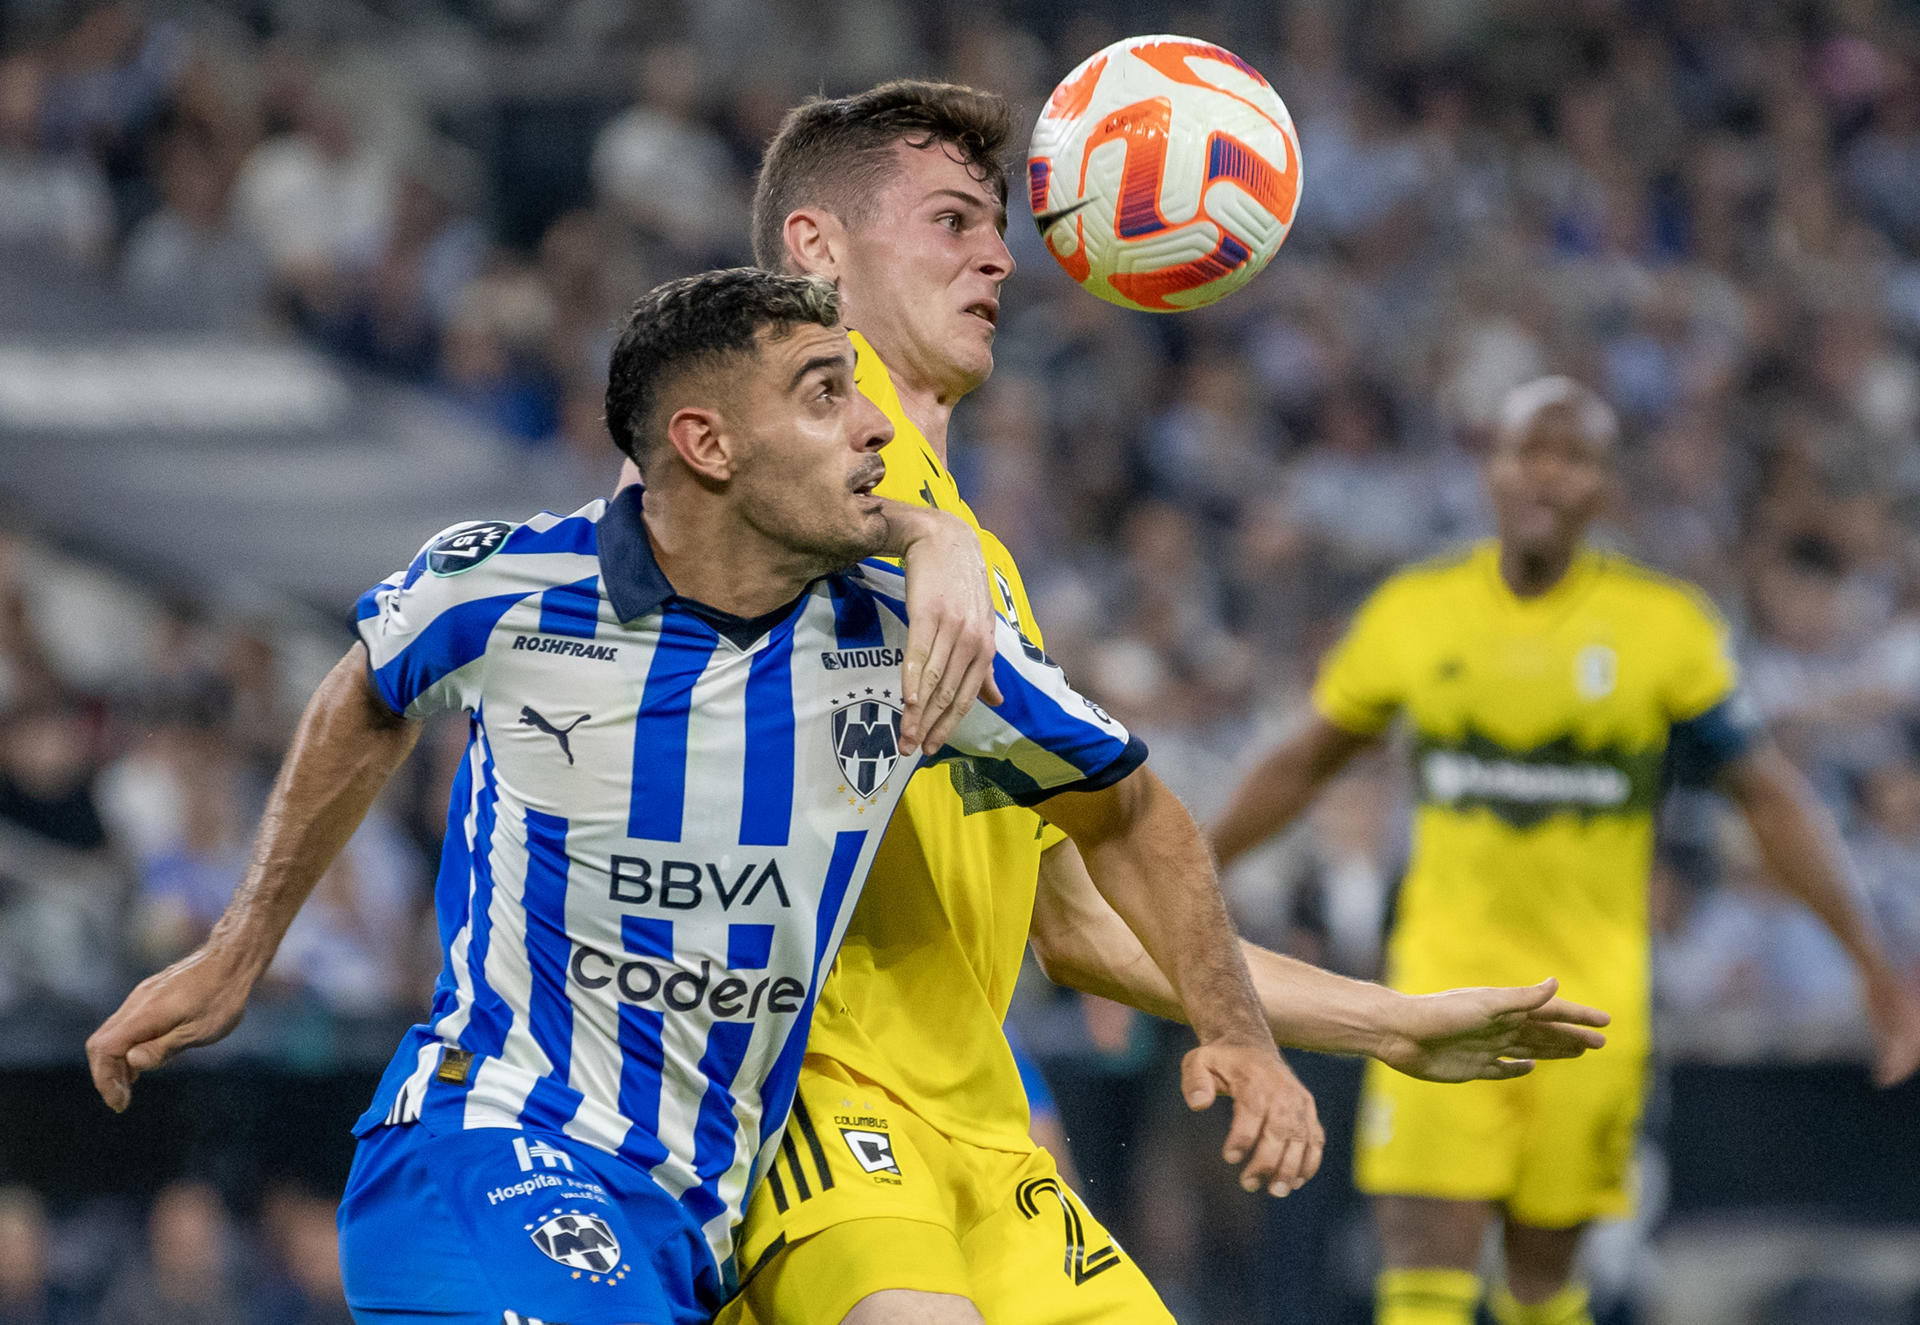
[2, 1, 1919, 1322]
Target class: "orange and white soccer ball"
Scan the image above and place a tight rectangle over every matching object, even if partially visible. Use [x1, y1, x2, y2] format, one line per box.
[1028, 35, 1303, 313]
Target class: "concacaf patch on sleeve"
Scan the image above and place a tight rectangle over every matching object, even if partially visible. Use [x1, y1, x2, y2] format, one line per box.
[427, 521, 512, 576]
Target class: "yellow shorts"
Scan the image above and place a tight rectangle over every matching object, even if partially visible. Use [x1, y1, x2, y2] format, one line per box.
[1354, 1045, 1649, 1228]
[719, 1055, 1172, 1325]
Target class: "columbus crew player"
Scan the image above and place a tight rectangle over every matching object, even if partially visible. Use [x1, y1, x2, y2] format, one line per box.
[1212, 376, 1920, 1325]
[695, 84, 1612, 1325]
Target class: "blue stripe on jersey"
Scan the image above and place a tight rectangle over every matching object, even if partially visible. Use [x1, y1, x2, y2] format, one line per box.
[398, 541, 435, 591]
[538, 576, 601, 640]
[752, 829, 867, 1152]
[521, 808, 574, 1079]
[615, 916, 673, 1171]
[682, 922, 777, 1225]
[425, 723, 481, 1033]
[629, 607, 720, 841]
[682, 1020, 755, 1226]
[505, 513, 598, 558]
[516, 1075, 586, 1135]
[828, 577, 885, 649]
[983, 652, 1124, 775]
[371, 588, 538, 714]
[457, 718, 513, 1058]
[355, 586, 384, 621]
[727, 924, 775, 970]
[739, 633, 796, 847]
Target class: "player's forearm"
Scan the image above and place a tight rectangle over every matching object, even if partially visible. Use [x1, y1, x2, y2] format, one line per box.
[1045, 770, 1272, 1047]
[1211, 718, 1369, 868]
[208, 647, 420, 978]
[1732, 745, 1899, 985]
[1032, 840, 1401, 1053]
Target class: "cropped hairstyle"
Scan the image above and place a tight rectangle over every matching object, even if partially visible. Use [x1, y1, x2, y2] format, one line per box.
[751, 80, 1012, 270]
[604, 267, 839, 469]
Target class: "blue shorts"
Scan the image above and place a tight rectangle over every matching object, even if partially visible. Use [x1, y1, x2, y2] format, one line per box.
[338, 1123, 724, 1325]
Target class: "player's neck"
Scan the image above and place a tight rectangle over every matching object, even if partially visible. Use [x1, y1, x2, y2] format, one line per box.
[641, 496, 821, 621]
[1499, 541, 1578, 599]
[886, 372, 956, 465]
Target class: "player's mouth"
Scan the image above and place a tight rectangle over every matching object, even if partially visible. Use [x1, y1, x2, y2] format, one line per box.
[964, 300, 998, 329]
[849, 461, 885, 499]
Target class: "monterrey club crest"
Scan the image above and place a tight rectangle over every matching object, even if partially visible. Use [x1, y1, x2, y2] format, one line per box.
[528, 1209, 622, 1275]
[830, 689, 904, 799]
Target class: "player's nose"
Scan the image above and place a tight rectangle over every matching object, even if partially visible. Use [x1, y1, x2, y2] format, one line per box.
[979, 226, 1015, 282]
[854, 392, 893, 451]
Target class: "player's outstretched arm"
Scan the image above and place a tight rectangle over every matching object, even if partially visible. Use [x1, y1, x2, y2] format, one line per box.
[1030, 843, 1607, 1081]
[1210, 714, 1375, 869]
[1723, 740, 1920, 1087]
[1036, 767, 1324, 1196]
[86, 644, 420, 1112]
[873, 500, 1002, 755]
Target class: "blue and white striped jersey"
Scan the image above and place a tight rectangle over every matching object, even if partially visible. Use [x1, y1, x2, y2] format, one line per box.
[349, 487, 1144, 1273]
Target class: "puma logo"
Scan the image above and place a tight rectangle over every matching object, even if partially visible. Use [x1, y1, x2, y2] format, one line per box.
[519, 706, 588, 764]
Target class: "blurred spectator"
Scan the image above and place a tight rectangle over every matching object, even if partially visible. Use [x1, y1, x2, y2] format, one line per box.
[1850, 758, 1920, 984]
[120, 129, 266, 332]
[231, 67, 395, 314]
[0, 700, 106, 854]
[127, 703, 251, 971]
[96, 1182, 243, 1325]
[0, 55, 111, 265]
[0, 1187, 52, 1325]
[249, 1186, 351, 1325]
[269, 799, 425, 1016]
[590, 43, 743, 265]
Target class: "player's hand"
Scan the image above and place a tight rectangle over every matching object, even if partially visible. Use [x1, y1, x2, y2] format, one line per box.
[1181, 1040, 1324, 1196]
[1376, 978, 1610, 1084]
[896, 510, 1002, 756]
[86, 944, 259, 1112]
[1863, 971, 1920, 1088]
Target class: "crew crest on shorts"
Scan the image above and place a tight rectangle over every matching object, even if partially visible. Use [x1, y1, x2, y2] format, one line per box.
[350, 488, 1145, 1272]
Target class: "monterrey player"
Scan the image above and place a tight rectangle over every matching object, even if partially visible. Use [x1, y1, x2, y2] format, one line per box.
[86, 268, 1310, 1325]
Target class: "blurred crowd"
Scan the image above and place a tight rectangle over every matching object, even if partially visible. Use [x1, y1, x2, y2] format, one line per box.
[3, 0, 1920, 1318]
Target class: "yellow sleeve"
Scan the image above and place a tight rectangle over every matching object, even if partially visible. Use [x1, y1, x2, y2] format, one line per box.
[1311, 581, 1410, 735]
[1663, 588, 1740, 722]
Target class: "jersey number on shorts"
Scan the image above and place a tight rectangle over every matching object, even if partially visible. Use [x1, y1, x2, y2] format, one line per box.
[1015, 1176, 1122, 1285]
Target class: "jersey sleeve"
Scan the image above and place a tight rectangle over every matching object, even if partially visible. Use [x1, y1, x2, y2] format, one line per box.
[929, 617, 1147, 807]
[1661, 588, 1755, 784]
[1662, 588, 1741, 722]
[353, 520, 526, 718]
[1311, 579, 1411, 736]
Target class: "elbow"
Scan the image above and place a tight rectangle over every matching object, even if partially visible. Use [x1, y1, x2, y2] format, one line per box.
[1026, 917, 1085, 990]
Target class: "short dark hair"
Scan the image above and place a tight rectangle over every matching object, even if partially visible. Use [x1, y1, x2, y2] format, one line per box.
[751, 80, 1013, 270]
[603, 267, 839, 468]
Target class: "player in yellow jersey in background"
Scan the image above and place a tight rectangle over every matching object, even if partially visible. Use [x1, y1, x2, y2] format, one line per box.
[659, 84, 1614, 1325]
[1211, 376, 1920, 1325]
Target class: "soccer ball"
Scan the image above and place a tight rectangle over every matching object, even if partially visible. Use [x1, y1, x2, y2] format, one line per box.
[1027, 35, 1302, 313]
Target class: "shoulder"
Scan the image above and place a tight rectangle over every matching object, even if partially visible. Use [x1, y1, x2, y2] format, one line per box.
[363, 502, 607, 623]
[1592, 551, 1728, 631]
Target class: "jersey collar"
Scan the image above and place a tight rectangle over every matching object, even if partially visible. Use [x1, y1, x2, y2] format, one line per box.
[597, 485, 675, 624]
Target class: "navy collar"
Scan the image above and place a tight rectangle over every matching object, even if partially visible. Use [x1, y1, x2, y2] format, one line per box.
[596, 485, 676, 625]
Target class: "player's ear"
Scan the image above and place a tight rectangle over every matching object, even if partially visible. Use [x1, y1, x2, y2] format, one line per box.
[663, 406, 734, 483]
[783, 207, 845, 281]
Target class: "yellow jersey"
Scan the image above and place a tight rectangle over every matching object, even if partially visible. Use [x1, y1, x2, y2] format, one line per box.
[799, 333, 1061, 1152]
[1313, 541, 1740, 1050]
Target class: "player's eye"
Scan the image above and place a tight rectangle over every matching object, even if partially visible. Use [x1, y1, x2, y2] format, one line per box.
[936, 212, 962, 232]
